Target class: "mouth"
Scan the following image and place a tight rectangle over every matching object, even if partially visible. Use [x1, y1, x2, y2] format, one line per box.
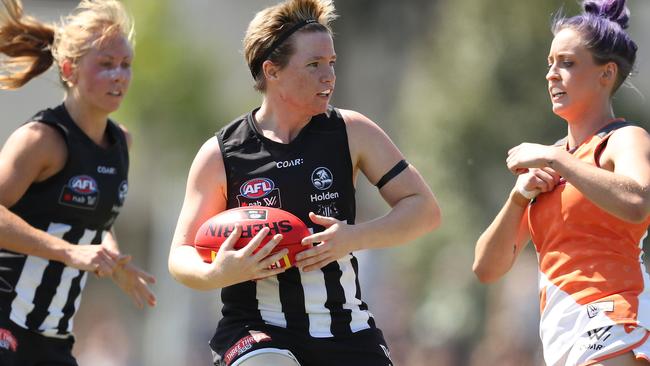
[317, 89, 332, 97]
[107, 90, 123, 97]
[550, 87, 566, 99]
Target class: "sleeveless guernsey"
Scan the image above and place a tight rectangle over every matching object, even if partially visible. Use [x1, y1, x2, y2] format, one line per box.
[216, 106, 375, 338]
[527, 121, 650, 364]
[0, 104, 129, 338]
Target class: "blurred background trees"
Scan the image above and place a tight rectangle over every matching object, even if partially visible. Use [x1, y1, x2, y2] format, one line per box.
[1, 1, 648, 365]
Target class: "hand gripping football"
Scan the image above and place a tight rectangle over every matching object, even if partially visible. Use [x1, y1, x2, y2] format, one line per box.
[194, 207, 311, 269]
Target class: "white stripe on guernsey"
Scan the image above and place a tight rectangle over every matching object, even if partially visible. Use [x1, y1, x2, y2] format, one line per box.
[10, 223, 98, 336]
[54, 229, 103, 335]
[301, 268, 332, 338]
[9, 255, 48, 328]
[257, 275, 287, 328]
[339, 255, 372, 332]
[10, 223, 73, 329]
[636, 231, 650, 329]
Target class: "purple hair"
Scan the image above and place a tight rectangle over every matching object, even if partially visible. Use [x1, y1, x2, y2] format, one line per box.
[553, 0, 638, 92]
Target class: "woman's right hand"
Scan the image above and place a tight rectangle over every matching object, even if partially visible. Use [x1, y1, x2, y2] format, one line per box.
[205, 226, 289, 286]
[64, 244, 130, 277]
[514, 167, 561, 199]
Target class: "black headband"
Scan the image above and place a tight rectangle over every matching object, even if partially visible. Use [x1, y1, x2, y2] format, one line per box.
[250, 19, 318, 78]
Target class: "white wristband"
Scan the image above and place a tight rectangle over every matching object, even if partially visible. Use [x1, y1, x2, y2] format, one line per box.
[516, 185, 540, 200]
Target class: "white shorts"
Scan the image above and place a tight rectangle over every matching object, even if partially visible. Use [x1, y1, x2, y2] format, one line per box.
[557, 324, 650, 365]
[231, 348, 300, 366]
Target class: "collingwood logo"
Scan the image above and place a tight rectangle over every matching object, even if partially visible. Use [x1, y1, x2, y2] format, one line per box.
[311, 167, 333, 190]
[310, 167, 339, 202]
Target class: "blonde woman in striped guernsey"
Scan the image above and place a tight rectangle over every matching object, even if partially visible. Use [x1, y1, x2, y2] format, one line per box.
[0, 1, 155, 364]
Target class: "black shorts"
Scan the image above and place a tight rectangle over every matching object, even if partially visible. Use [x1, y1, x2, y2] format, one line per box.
[210, 323, 393, 366]
[0, 316, 77, 366]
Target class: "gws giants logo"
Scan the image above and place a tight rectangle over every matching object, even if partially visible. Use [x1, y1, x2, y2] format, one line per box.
[237, 178, 282, 208]
[0, 328, 18, 352]
[311, 167, 333, 190]
[59, 175, 100, 210]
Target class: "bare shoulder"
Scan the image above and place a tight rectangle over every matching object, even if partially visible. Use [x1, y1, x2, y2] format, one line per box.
[195, 136, 223, 164]
[5, 122, 67, 161]
[607, 124, 650, 154]
[117, 123, 133, 150]
[339, 108, 378, 127]
[0, 122, 67, 205]
[339, 108, 398, 144]
[188, 136, 226, 185]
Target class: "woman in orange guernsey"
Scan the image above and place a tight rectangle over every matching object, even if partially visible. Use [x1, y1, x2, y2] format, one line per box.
[474, 0, 650, 365]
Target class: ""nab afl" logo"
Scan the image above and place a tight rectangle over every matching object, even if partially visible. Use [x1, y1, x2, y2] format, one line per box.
[69, 175, 98, 194]
[240, 178, 275, 199]
[59, 175, 100, 210]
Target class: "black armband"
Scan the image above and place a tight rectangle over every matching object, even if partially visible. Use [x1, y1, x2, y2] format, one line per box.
[375, 160, 409, 189]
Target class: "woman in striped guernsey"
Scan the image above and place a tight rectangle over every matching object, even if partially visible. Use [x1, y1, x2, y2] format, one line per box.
[0, 1, 155, 365]
[168, 0, 441, 365]
[474, 0, 650, 365]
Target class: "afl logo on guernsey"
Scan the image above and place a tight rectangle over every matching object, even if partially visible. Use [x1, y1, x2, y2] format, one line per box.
[59, 175, 100, 210]
[69, 175, 98, 194]
[237, 178, 283, 208]
[311, 167, 333, 190]
[240, 178, 275, 199]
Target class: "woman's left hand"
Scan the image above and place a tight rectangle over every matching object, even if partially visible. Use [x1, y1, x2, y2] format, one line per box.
[111, 260, 157, 308]
[507, 143, 560, 175]
[295, 212, 357, 272]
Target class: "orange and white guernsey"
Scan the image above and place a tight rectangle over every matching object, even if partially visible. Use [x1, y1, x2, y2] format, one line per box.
[527, 121, 650, 365]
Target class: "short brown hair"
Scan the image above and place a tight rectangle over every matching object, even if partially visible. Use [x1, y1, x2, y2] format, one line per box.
[243, 0, 337, 92]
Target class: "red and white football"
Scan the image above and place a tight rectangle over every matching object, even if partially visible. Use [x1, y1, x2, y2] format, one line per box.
[194, 207, 311, 269]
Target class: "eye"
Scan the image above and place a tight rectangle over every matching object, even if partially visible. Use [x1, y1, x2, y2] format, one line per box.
[121, 61, 131, 69]
[329, 60, 336, 67]
[307, 61, 319, 68]
[562, 61, 574, 67]
[100, 61, 113, 68]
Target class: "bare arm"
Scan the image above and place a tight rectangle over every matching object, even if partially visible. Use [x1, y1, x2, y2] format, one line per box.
[507, 126, 650, 223]
[473, 168, 559, 283]
[473, 189, 530, 283]
[0, 123, 121, 275]
[296, 110, 441, 271]
[168, 137, 288, 290]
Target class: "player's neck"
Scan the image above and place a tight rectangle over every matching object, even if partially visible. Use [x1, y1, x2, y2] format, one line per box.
[255, 100, 311, 143]
[565, 103, 615, 149]
[63, 96, 110, 148]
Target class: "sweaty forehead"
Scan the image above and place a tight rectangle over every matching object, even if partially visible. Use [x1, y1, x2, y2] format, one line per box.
[550, 28, 585, 54]
[93, 35, 133, 58]
[291, 31, 335, 57]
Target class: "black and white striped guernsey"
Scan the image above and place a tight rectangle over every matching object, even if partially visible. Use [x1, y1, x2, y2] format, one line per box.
[0, 104, 129, 338]
[216, 106, 375, 338]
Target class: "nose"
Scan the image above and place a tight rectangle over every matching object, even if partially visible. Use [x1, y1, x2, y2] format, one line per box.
[546, 63, 560, 82]
[111, 67, 130, 83]
[321, 65, 335, 84]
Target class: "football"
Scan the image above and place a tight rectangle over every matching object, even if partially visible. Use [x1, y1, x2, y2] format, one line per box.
[194, 207, 311, 269]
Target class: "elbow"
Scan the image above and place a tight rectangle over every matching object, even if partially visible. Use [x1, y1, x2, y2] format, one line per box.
[472, 256, 505, 284]
[620, 196, 650, 224]
[423, 194, 442, 232]
[472, 263, 501, 284]
[167, 256, 182, 283]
